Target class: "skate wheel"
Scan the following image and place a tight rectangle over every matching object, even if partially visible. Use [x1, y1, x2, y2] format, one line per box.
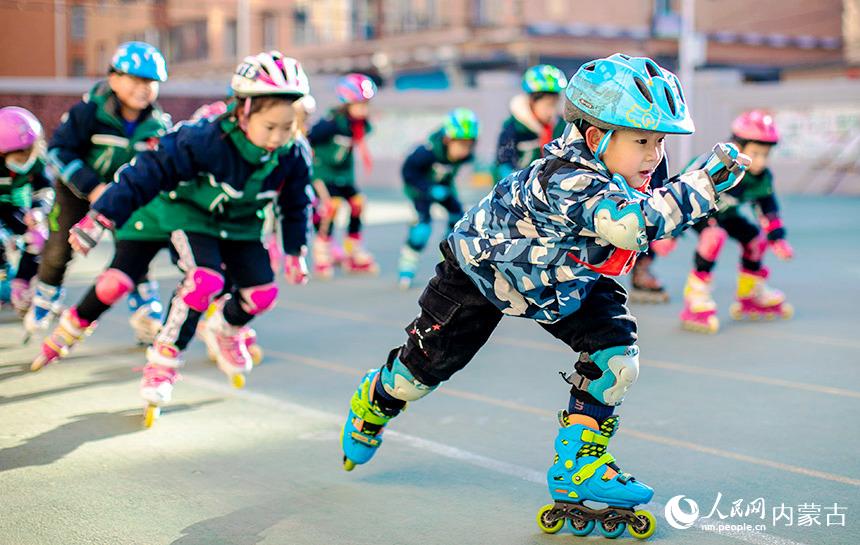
[568, 518, 595, 536]
[206, 348, 217, 364]
[729, 303, 743, 321]
[536, 504, 564, 534]
[782, 303, 794, 319]
[248, 344, 263, 366]
[343, 456, 356, 472]
[143, 405, 160, 428]
[231, 373, 246, 389]
[598, 519, 626, 539]
[628, 510, 656, 540]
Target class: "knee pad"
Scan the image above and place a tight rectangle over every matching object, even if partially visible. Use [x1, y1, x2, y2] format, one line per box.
[574, 345, 640, 407]
[94, 268, 134, 305]
[696, 224, 728, 262]
[180, 267, 225, 312]
[239, 283, 278, 315]
[380, 355, 437, 402]
[348, 194, 365, 218]
[742, 233, 767, 263]
[407, 222, 432, 251]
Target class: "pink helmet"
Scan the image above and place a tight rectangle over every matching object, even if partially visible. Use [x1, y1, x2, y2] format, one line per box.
[231, 51, 310, 98]
[0, 106, 43, 154]
[336, 73, 377, 104]
[731, 109, 779, 144]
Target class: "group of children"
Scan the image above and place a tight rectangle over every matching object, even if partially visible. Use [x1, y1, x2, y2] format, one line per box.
[1, 42, 795, 538]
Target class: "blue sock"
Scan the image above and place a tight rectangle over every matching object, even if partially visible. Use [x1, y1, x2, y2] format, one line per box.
[568, 396, 614, 424]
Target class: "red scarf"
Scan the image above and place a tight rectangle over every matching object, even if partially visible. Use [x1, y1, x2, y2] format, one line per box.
[539, 122, 554, 154]
[350, 119, 373, 174]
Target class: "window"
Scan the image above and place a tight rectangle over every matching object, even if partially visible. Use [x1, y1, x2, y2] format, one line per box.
[225, 19, 237, 58]
[262, 12, 278, 50]
[167, 20, 209, 63]
[71, 58, 86, 77]
[293, 6, 312, 45]
[71, 5, 86, 41]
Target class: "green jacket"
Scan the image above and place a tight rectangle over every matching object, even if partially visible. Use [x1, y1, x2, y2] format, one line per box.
[307, 109, 372, 187]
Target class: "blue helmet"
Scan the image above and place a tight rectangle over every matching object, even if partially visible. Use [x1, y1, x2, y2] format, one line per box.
[110, 41, 168, 82]
[564, 53, 693, 135]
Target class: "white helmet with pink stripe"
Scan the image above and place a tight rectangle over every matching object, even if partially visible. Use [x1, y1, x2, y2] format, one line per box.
[231, 51, 310, 98]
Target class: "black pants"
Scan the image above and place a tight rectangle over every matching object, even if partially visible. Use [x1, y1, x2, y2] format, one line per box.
[0, 204, 39, 281]
[395, 241, 637, 405]
[693, 213, 762, 272]
[315, 184, 362, 237]
[76, 239, 169, 322]
[38, 182, 90, 287]
[160, 231, 274, 350]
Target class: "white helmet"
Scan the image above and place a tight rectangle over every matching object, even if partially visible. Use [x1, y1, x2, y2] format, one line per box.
[231, 51, 310, 98]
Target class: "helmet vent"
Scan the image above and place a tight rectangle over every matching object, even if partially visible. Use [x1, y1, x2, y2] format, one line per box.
[633, 77, 653, 104]
[619, 54, 631, 60]
[583, 63, 596, 72]
[645, 61, 661, 79]
[664, 86, 677, 116]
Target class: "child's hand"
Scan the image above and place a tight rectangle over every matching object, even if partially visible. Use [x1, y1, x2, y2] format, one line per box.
[704, 143, 751, 193]
[69, 210, 113, 256]
[770, 239, 794, 261]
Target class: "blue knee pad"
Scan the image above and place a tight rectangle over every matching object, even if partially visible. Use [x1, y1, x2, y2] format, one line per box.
[407, 222, 432, 251]
[571, 345, 640, 407]
[380, 356, 437, 402]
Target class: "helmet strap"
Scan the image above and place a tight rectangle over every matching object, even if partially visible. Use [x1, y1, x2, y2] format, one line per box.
[239, 97, 252, 132]
[595, 129, 614, 162]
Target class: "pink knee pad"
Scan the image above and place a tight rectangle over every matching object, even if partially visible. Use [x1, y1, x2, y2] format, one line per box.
[348, 194, 364, 218]
[742, 233, 768, 263]
[239, 283, 278, 315]
[696, 225, 728, 262]
[180, 267, 225, 312]
[94, 268, 134, 305]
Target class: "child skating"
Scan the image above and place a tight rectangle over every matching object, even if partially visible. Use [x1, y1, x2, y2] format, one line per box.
[397, 108, 478, 289]
[25, 42, 170, 344]
[495, 64, 567, 180]
[680, 109, 793, 333]
[308, 73, 378, 278]
[68, 51, 313, 426]
[0, 107, 53, 315]
[340, 54, 751, 539]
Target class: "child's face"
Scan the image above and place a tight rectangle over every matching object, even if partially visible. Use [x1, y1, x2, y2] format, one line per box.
[530, 94, 560, 125]
[347, 102, 369, 120]
[108, 73, 159, 113]
[740, 141, 772, 176]
[4, 148, 31, 170]
[588, 127, 665, 189]
[244, 101, 297, 151]
[446, 138, 475, 162]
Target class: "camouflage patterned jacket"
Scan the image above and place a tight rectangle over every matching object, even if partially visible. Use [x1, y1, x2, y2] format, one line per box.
[448, 125, 720, 323]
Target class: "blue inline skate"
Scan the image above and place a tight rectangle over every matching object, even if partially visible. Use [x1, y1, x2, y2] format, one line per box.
[536, 411, 656, 539]
[341, 368, 397, 471]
